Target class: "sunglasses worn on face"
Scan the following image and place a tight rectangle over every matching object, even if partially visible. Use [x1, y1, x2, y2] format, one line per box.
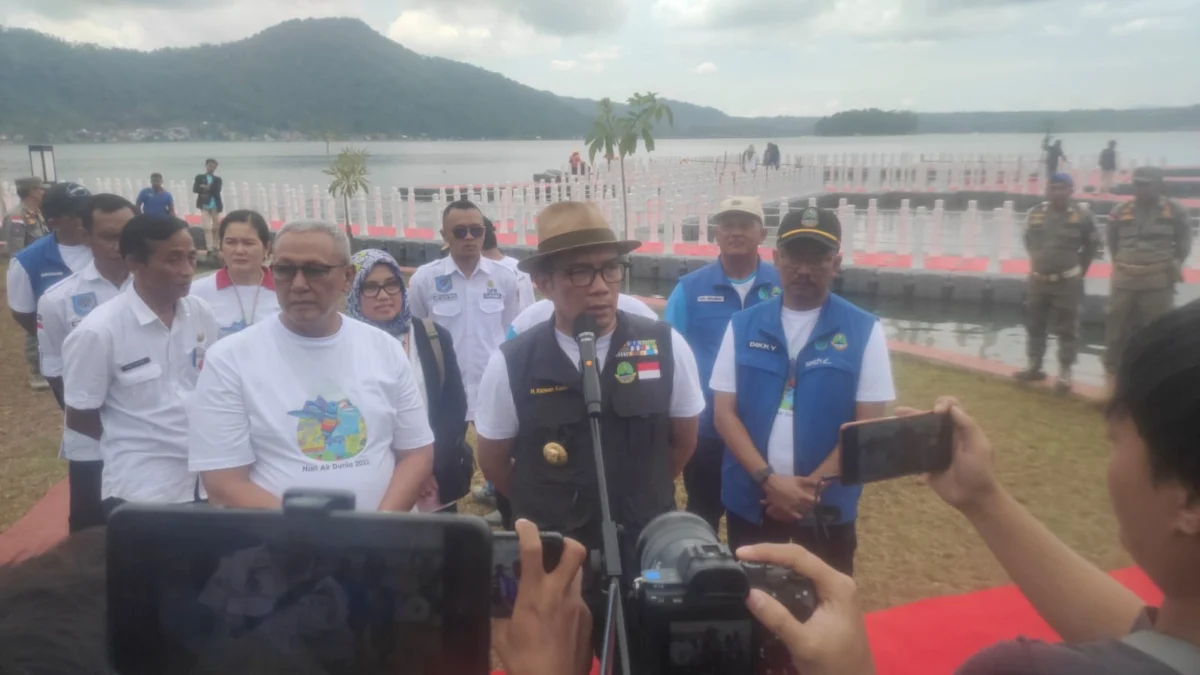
[451, 226, 485, 240]
[271, 263, 346, 282]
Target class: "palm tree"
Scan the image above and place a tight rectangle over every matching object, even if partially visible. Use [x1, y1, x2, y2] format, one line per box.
[324, 147, 371, 243]
[585, 92, 674, 234]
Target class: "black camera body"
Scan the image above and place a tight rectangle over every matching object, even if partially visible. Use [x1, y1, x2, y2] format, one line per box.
[631, 513, 816, 675]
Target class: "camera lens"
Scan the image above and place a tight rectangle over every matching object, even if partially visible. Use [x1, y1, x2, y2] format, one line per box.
[636, 511, 720, 574]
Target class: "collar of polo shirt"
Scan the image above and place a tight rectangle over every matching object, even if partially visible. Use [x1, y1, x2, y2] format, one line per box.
[443, 253, 497, 279]
[128, 287, 187, 327]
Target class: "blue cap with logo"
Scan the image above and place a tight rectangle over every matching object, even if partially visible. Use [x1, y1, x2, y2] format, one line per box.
[41, 182, 93, 220]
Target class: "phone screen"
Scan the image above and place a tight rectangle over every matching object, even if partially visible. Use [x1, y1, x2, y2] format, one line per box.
[840, 412, 953, 485]
[107, 507, 491, 675]
[490, 531, 564, 618]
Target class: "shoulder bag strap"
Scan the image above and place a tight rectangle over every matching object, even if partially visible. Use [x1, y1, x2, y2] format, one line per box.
[1123, 631, 1200, 675]
[420, 318, 445, 390]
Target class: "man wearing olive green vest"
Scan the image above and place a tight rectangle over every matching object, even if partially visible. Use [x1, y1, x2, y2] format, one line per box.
[1104, 166, 1192, 392]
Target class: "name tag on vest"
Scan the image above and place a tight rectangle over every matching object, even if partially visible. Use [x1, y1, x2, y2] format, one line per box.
[696, 295, 725, 303]
[120, 357, 152, 372]
[748, 340, 779, 352]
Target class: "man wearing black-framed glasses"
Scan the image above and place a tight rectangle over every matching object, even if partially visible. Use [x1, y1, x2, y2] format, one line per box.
[408, 199, 522, 423]
[475, 202, 704, 608]
[187, 219, 436, 514]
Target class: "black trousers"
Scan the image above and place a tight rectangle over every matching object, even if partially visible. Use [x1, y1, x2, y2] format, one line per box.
[726, 511, 858, 577]
[683, 436, 726, 532]
[67, 460, 105, 533]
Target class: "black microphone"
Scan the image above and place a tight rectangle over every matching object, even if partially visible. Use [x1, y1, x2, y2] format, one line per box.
[573, 313, 603, 417]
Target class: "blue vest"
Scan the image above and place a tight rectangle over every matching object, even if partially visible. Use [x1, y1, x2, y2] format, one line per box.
[721, 294, 877, 526]
[677, 259, 781, 438]
[14, 234, 72, 303]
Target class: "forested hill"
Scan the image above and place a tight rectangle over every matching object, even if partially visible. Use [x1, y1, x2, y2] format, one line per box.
[0, 18, 590, 139]
[0, 18, 1196, 141]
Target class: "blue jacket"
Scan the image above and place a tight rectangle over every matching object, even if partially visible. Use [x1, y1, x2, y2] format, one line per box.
[664, 259, 781, 438]
[721, 294, 877, 526]
[14, 234, 72, 303]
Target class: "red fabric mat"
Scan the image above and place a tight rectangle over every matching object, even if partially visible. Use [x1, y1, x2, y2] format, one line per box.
[864, 567, 1161, 675]
[493, 568, 1159, 675]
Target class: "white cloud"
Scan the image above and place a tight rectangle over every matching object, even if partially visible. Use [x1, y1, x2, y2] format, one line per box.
[385, 8, 555, 58]
[1109, 17, 1163, 34]
[550, 59, 578, 71]
[692, 61, 718, 74]
[583, 46, 621, 62]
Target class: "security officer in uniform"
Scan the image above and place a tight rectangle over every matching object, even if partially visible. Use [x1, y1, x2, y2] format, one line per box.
[1014, 173, 1100, 393]
[664, 196, 781, 531]
[1104, 166, 1192, 391]
[475, 199, 705, 560]
[3, 177, 48, 256]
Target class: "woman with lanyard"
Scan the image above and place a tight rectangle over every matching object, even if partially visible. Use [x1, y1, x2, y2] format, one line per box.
[190, 210, 281, 339]
[346, 249, 472, 511]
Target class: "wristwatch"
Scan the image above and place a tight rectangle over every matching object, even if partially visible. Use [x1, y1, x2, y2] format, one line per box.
[752, 466, 775, 486]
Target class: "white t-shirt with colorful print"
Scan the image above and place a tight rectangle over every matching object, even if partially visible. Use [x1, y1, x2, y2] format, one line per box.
[187, 314, 434, 510]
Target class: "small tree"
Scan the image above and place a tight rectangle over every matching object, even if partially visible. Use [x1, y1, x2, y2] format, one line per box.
[585, 92, 674, 234]
[324, 147, 371, 243]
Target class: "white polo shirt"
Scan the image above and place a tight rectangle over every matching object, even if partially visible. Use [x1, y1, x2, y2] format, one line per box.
[506, 295, 660, 339]
[62, 287, 218, 503]
[187, 315, 435, 511]
[407, 256, 520, 420]
[188, 268, 282, 340]
[37, 262, 133, 461]
[493, 255, 537, 310]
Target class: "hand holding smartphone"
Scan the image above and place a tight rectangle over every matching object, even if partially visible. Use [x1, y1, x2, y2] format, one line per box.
[839, 411, 954, 485]
[490, 531, 565, 618]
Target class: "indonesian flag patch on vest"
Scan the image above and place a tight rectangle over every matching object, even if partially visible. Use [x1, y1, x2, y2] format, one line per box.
[637, 361, 661, 381]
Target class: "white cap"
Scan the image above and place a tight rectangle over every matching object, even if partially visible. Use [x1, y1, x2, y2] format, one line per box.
[713, 196, 764, 224]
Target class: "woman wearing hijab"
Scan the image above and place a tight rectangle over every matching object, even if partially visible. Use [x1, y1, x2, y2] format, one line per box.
[346, 249, 472, 511]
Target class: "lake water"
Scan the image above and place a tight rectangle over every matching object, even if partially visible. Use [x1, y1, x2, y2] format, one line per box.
[3, 131, 1198, 190]
[4, 131, 1176, 387]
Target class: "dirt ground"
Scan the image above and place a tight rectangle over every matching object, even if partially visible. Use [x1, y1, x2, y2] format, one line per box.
[0, 261, 1125, 614]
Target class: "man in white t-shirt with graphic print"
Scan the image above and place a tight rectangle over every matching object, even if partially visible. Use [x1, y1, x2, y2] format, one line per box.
[711, 207, 895, 576]
[188, 220, 435, 512]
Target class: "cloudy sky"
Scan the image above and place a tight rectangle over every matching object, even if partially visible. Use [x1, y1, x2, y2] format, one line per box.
[2, 0, 1198, 116]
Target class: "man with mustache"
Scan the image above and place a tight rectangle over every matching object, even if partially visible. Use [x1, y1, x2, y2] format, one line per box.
[710, 207, 895, 575]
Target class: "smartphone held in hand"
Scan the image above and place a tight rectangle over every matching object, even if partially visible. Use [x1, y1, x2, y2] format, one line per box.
[839, 411, 954, 485]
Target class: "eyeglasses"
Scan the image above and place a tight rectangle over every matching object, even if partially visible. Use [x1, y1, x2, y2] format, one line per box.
[556, 261, 629, 288]
[270, 263, 346, 282]
[361, 279, 403, 298]
[451, 226, 486, 240]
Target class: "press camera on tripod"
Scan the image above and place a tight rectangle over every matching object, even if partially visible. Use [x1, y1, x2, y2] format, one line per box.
[571, 314, 816, 675]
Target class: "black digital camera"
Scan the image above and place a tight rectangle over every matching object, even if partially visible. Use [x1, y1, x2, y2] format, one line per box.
[632, 512, 816, 675]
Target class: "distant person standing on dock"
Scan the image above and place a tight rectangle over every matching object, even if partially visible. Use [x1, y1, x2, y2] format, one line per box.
[136, 173, 175, 217]
[763, 143, 781, 170]
[1098, 141, 1118, 193]
[1042, 136, 1066, 175]
[664, 196, 781, 531]
[1014, 174, 1100, 393]
[193, 159, 223, 261]
[408, 199, 521, 422]
[1104, 166, 1192, 392]
[482, 217, 535, 310]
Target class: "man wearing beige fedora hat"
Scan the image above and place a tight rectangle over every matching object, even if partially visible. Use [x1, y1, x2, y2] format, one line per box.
[475, 201, 704, 556]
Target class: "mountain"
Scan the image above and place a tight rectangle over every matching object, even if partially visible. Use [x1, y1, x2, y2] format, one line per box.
[0, 18, 590, 139]
[0, 18, 1196, 141]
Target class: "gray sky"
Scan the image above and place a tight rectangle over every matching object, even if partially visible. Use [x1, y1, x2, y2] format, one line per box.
[2, 0, 1198, 116]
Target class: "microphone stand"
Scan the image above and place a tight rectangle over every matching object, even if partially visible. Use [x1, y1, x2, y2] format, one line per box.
[575, 319, 633, 675]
